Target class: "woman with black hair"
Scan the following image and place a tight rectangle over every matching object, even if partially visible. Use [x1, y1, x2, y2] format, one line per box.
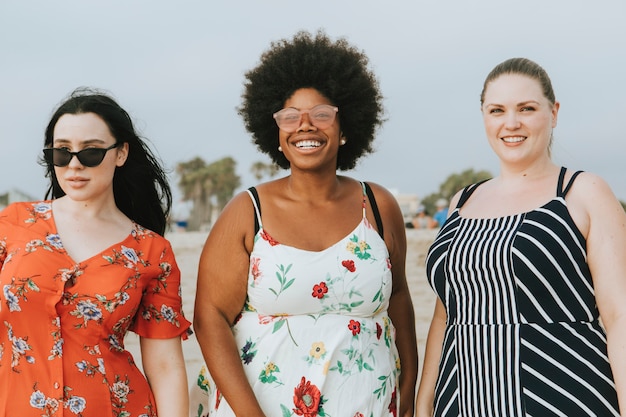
[192, 31, 417, 417]
[0, 88, 191, 416]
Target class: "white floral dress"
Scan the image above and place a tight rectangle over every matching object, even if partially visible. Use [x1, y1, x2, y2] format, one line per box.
[193, 183, 401, 417]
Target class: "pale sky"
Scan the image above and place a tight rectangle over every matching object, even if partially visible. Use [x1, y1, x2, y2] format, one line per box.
[1, 1, 625, 204]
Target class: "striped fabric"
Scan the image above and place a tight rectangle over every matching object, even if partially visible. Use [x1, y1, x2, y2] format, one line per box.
[426, 167, 620, 416]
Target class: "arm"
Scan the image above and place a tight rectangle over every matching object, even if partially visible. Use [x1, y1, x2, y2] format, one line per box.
[140, 336, 188, 417]
[193, 192, 266, 417]
[369, 183, 418, 417]
[573, 174, 626, 413]
[415, 299, 447, 417]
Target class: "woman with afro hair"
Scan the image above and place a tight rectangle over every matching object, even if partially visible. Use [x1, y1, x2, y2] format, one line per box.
[192, 30, 418, 417]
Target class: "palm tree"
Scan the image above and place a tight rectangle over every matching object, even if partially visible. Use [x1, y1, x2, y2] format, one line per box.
[250, 160, 281, 181]
[176, 156, 241, 230]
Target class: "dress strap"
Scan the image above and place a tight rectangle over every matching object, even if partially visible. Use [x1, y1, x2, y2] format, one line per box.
[456, 179, 490, 209]
[246, 187, 263, 235]
[363, 182, 384, 237]
[557, 166, 584, 198]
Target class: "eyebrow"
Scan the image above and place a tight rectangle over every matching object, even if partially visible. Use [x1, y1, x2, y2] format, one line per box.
[52, 138, 108, 145]
[486, 100, 541, 107]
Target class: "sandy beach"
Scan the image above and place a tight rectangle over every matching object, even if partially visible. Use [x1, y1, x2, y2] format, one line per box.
[124, 228, 438, 391]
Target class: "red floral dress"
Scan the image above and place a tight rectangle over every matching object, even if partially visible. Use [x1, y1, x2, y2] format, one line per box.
[0, 201, 191, 416]
[192, 183, 400, 417]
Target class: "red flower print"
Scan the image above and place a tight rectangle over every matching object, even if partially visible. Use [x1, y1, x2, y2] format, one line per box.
[353, 413, 364, 417]
[376, 322, 382, 340]
[341, 259, 356, 272]
[260, 230, 279, 246]
[250, 256, 262, 283]
[386, 258, 392, 270]
[293, 376, 321, 417]
[348, 319, 361, 336]
[312, 282, 328, 299]
[388, 388, 397, 417]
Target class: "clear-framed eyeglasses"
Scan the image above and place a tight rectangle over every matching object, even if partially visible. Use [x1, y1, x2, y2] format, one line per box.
[273, 104, 338, 133]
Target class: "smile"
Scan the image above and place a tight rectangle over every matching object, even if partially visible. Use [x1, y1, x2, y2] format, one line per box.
[295, 140, 321, 149]
[501, 136, 526, 143]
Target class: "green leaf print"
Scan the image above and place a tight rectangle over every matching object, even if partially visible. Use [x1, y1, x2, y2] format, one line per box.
[346, 234, 373, 260]
[258, 362, 282, 385]
[270, 263, 295, 298]
[280, 404, 292, 417]
[374, 373, 392, 399]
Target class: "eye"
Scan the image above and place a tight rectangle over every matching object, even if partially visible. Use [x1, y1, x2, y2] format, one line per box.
[520, 106, 536, 112]
[283, 113, 300, 122]
[489, 108, 503, 114]
[312, 110, 332, 120]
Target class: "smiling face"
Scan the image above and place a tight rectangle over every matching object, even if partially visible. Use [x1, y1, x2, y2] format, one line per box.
[481, 73, 559, 168]
[278, 88, 343, 173]
[52, 112, 128, 203]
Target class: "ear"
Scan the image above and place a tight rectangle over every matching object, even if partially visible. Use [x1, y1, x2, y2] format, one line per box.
[551, 101, 560, 128]
[116, 142, 129, 167]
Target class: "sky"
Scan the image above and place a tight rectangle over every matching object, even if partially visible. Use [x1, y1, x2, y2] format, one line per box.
[1, 1, 625, 206]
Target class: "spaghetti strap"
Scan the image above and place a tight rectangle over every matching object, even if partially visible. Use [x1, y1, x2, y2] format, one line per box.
[246, 187, 263, 235]
[363, 182, 384, 238]
[557, 167, 584, 198]
[457, 179, 489, 209]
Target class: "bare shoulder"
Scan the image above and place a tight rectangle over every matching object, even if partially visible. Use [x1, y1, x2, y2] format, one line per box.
[566, 171, 620, 208]
[363, 181, 397, 203]
[363, 181, 402, 214]
[206, 189, 257, 247]
[564, 171, 624, 237]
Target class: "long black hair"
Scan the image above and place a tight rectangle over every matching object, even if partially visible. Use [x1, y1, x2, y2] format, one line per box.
[42, 87, 172, 235]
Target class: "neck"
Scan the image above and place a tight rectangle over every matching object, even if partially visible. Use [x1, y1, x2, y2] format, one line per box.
[284, 171, 342, 202]
[499, 159, 558, 182]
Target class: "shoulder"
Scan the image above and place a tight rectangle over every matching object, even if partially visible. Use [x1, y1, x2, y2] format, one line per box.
[363, 181, 399, 206]
[566, 170, 613, 196]
[565, 170, 619, 211]
[362, 181, 404, 222]
[1, 201, 52, 223]
[564, 170, 623, 237]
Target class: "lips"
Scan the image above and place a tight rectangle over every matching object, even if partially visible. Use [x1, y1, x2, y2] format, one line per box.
[64, 176, 89, 186]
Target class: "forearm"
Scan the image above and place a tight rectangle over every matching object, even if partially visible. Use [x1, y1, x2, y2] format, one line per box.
[389, 289, 418, 417]
[605, 315, 626, 414]
[195, 314, 266, 417]
[141, 337, 188, 417]
[416, 302, 446, 417]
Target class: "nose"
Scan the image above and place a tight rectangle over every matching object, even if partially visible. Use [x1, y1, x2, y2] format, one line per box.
[296, 112, 316, 132]
[66, 152, 84, 168]
[504, 112, 521, 129]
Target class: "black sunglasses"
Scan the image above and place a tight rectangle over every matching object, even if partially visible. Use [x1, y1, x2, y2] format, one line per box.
[43, 143, 120, 168]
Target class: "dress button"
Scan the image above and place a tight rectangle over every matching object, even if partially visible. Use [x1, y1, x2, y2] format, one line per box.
[54, 381, 60, 389]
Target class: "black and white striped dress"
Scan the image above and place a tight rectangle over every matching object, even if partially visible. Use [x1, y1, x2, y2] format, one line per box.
[426, 167, 620, 416]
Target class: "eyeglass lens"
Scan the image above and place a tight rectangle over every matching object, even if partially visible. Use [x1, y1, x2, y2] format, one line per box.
[43, 143, 119, 167]
[273, 104, 338, 132]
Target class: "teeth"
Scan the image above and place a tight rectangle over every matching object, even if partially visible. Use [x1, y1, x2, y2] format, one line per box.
[502, 136, 525, 143]
[295, 140, 321, 149]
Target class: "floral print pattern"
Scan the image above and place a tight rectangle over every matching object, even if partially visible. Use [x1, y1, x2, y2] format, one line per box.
[191, 184, 400, 416]
[0, 201, 191, 416]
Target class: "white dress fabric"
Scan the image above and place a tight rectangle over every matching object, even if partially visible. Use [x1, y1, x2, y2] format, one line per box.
[192, 183, 401, 417]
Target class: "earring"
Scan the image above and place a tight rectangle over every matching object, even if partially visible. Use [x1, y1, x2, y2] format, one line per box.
[278, 146, 283, 152]
[340, 138, 346, 146]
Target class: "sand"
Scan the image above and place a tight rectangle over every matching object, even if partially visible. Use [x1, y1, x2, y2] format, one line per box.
[124, 228, 438, 390]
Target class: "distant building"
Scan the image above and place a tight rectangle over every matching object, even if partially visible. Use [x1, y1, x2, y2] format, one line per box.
[391, 191, 420, 223]
[0, 188, 37, 210]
